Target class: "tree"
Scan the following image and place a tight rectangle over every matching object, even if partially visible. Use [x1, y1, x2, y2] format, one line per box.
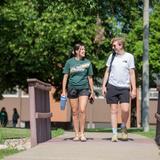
[127, 1, 160, 86]
[0, 0, 97, 96]
[0, 0, 160, 98]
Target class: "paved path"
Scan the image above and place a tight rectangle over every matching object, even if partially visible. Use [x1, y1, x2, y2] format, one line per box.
[5, 131, 160, 160]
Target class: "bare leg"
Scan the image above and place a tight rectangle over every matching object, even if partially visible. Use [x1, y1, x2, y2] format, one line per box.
[79, 96, 88, 136]
[110, 104, 118, 142]
[69, 98, 79, 136]
[120, 103, 130, 127]
[120, 103, 129, 141]
[110, 104, 118, 129]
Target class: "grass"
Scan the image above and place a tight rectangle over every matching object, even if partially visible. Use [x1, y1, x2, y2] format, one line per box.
[0, 128, 30, 143]
[0, 127, 64, 159]
[0, 127, 64, 143]
[51, 128, 64, 137]
[87, 126, 156, 139]
[130, 127, 156, 139]
[0, 148, 20, 160]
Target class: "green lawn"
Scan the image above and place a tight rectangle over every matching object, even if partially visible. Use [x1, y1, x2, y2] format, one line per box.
[0, 148, 20, 160]
[128, 127, 156, 139]
[0, 127, 64, 143]
[87, 127, 156, 139]
[0, 127, 64, 159]
[51, 128, 64, 137]
[0, 128, 30, 143]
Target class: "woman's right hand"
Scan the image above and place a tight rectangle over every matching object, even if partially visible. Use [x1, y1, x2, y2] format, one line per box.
[61, 91, 66, 97]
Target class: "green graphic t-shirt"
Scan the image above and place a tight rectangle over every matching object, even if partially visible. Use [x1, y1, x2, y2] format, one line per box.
[63, 57, 93, 89]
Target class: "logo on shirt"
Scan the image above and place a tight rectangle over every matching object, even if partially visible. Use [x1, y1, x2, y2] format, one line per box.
[70, 63, 90, 73]
[122, 60, 127, 63]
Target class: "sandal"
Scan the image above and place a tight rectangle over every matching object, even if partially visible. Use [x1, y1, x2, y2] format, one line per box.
[80, 134, 87, 142]
[73, 135, 79, 141]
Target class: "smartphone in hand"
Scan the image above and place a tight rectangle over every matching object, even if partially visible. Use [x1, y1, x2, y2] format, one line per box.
[89, 97, 94, 104]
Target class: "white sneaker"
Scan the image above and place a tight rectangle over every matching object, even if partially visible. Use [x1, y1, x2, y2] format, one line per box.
[111, 134, 118, 142]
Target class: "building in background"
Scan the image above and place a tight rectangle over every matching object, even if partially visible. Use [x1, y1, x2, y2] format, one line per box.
[0, 87, 158, 128]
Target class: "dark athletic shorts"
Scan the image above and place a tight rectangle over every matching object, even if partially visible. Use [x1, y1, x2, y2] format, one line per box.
[67, 88, 90, 99]
[106, 83, 130, 104]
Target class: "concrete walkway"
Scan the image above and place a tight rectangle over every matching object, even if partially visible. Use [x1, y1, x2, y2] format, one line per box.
[5, 131, 160, 160]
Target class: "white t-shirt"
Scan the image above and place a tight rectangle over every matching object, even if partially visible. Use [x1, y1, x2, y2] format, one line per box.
[106, 52, 135, 88]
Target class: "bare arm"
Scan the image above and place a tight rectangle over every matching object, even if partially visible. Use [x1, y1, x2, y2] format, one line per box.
[88, 76, 95, 101]
[102, 68, 109, 97]
[62, 74, 69, 96]
[88, 76, 94, 94]
[129, 69, 136, 99]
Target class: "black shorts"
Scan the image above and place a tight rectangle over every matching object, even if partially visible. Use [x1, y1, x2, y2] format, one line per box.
[106, 84, 130, 104]
[67, 88, 90, 99]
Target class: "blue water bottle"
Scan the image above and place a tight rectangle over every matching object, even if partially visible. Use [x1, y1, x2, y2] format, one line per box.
[60, 95, 67, 110]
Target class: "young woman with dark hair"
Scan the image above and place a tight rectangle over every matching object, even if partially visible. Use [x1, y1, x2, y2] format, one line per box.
[62, 43, 94, 142]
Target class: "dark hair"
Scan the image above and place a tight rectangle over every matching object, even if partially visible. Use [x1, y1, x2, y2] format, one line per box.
[13, 108, 17, 112]
[1, 107, 6, 112]
[72, 42, 85, 56]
